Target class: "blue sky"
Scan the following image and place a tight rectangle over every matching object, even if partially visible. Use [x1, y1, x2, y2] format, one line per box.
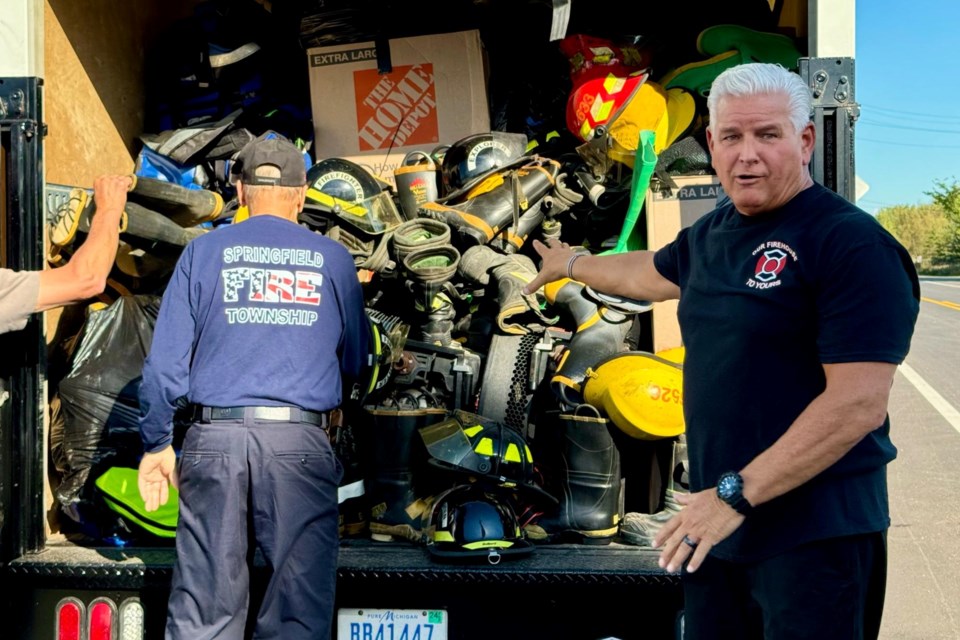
[855, 0, 960, 213]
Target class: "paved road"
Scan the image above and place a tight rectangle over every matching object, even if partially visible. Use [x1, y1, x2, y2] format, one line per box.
[882, 277, 960, 639]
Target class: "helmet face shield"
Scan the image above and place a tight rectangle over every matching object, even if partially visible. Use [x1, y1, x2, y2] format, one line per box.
[419, 417, 477, 471]
[305, 189, 404, 236]
[418, 411, 556, 504]
[305, 158, 403, 235]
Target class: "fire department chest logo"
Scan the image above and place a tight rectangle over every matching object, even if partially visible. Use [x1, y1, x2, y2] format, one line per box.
[755, 249, 787, 282]
[746, 241, 798, 290]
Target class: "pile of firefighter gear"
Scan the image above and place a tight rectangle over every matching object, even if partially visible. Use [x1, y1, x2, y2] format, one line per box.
[47, 13, 803, 558]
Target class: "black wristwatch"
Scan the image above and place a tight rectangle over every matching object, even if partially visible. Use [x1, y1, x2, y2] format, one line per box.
[716, 471, 754, 516]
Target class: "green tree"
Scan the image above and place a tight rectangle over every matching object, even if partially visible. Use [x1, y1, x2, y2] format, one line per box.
[926, 179, 960, 264]
[875, 203, 951, 267]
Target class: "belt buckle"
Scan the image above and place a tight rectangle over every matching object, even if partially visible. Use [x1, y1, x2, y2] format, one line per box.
[211, 407, 238, 420]
[255, 406, 292, 422]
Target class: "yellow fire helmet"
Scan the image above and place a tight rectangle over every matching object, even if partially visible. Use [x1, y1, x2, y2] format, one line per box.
[655, 345, 685, 365]
[581, 351, 685, 440]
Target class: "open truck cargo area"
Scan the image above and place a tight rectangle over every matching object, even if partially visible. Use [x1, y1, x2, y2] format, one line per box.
[1, 0, 857, 637]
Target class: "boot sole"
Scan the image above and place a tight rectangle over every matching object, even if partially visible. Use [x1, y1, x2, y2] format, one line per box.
[49, 188, 87, 247]
[369, 522, 422, 544]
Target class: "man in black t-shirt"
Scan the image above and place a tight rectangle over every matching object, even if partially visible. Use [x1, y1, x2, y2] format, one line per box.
[524, 63, 919, 639]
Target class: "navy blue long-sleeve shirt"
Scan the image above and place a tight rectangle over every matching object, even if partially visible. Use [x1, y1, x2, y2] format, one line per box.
[139, 215, 369, 453]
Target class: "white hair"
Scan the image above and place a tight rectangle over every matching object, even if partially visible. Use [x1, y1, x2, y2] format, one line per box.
[242, 165, 302, 209]
[707, 63, 812, 133]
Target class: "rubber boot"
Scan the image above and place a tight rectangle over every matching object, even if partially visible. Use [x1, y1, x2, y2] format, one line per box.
[392, 218, 451, 265]
[360, 407, 448, 542]
[332, 409, 368, 539]
[419, 157, 560, 247]
[458, 245, 556, 335]
[619, 435, 688, 546]
[128, 175, 226, 227]
[394, 151, 441, 220]
[411, 291, 457, 346]
[532, 409, 622, 544]
[122, 202, 208, 247]
[544, 277, 633, 406]
[489, 200, 544, 254]
[403, 245, 460, 346]
[57, 189, 206, 249]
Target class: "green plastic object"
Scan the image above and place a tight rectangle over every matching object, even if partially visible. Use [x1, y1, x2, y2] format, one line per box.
[603, 130, 658, 255]
[95, 466, 179, 538]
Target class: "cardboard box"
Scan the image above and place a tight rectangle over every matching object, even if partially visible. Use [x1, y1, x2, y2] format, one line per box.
[645, 175, 724, 352]
[306, 30, 490, 187]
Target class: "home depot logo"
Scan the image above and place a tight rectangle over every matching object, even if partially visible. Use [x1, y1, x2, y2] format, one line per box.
[354, 64, 439, 151]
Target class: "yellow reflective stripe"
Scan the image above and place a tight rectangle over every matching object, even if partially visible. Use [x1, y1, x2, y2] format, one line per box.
[577, 311, 602, 333]
[543, 278, 572, 304]
[603, 73, 627, 94]
[504, 443, 521, 463]
[365, 325, 383, 394]
[455, 212, 496, 240]
[434, 531, 455, 542]
[305, 189, 368, 217]
[551, 374, 582, 393]
[206, 191, 225, 222]
[580, 120, 593, 140]
[462, 540, 514, 550]
[463, 425, 484, 438]
[524, 444, 533, 463]
[475, 437, 494, 456]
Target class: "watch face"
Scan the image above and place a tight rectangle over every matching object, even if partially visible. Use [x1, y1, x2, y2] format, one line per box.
[717, 472, 742, 500]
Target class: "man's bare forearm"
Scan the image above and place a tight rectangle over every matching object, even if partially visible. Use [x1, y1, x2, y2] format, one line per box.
[739, 361, 896, 507]
[523, 239, 680, 302]
[569, 250, 680, 301]
[36, 175, 129, 310]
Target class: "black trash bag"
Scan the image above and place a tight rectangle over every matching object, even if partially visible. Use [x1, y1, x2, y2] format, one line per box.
[50, 295, 162, 522]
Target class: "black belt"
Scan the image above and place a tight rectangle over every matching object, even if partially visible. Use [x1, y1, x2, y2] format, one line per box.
[195, 405, 330, 429]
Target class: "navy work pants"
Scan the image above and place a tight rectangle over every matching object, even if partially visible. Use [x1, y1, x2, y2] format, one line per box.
[682, 531, 887, 640]
[165, 416, 342, 640]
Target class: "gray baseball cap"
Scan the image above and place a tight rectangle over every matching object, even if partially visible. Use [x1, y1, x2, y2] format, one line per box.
[233, 135, 307, 187]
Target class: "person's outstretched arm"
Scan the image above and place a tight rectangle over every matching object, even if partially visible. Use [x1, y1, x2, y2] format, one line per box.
[522, 238, 680, 302]
[36, 175, 131, 310]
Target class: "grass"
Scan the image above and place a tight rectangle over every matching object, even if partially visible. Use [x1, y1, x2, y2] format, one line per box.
[918, 263, 960, 276]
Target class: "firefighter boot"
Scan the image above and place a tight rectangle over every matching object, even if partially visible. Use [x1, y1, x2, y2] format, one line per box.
[544, 277, 634, 406]
[127, 175, 226, 227]
[533, 409, 622, 544]
[458, 245, 557, 335]
[360, 407, 447, 542]
[419, 157, 560, 247]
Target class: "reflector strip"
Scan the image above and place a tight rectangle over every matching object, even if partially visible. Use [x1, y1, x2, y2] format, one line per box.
[55, 598, 84, 640]
[474, 437, 494, 456]
[89, 597, 118, 640]
[119, 598, 146, 640]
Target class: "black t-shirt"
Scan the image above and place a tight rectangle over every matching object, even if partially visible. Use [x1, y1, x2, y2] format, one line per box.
[654, 183, 920, 562]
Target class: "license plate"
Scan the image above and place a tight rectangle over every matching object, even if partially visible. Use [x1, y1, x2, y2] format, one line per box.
[337, 608, 448, 640]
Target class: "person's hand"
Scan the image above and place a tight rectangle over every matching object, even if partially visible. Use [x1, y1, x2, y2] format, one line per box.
[652, 489, 745, 573]
[138, 445, 178, 512]
[521, 238, 579, 295]
[92, 174, 133, 220]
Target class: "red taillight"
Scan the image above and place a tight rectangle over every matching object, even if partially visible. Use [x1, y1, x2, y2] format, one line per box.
[88, 597, 118, 640]
[55, 598, 84, 640]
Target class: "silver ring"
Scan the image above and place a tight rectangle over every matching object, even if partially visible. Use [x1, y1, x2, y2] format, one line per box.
[682, 535, 698, 549]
